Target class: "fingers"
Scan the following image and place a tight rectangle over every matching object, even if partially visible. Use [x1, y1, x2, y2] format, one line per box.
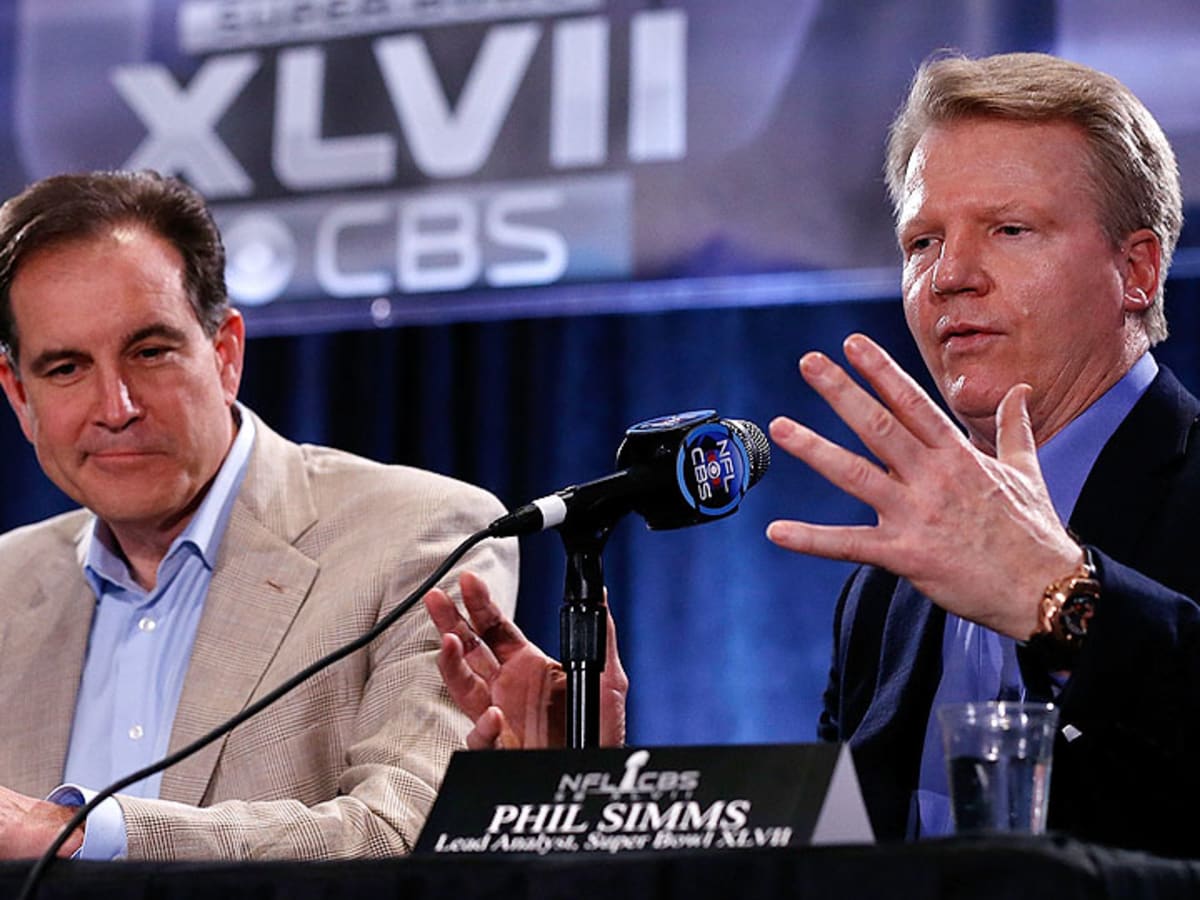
[803, 335, 962, 464]
[434, 632, 495, 720]
[842, 335, 962, 446]
[769, 415, 896, 508]
[600, 605, 629, 747]
[765, 519, 880, 564]
[426, 571, 529, 681]
[423, 583, 506, 717]
[422, 587, 474, 647]
[459, 571, 531, 663]
[994, 383, 1040, 474]
[465, 707, 509, 750]
[767, 335, 972, 551]
[602, 605, 628, 688]
[423, 586, 499, 675]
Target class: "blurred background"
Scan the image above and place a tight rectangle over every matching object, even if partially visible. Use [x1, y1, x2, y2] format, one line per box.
[2, 0, 1199, 745]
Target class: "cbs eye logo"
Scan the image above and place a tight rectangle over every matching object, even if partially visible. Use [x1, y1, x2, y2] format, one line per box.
[680, 424, 748, 516]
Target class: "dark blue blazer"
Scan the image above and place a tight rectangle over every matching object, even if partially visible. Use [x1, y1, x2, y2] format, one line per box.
[820, 366, 1200, 857]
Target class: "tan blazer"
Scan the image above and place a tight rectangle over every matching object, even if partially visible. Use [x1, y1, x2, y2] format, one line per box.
[0, 411, 518, 859]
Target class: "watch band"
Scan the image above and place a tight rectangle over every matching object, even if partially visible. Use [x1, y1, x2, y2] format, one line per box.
[1029, 547, 1100, 667]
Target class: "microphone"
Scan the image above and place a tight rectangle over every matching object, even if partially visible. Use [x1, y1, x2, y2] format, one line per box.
[489, 410, 770, 538]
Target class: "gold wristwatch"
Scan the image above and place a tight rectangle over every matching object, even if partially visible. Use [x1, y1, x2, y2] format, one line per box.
[1028, 548, 1099, 668]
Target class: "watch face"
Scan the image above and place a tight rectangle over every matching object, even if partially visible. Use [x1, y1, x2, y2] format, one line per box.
[1060, 593, 1097, 639]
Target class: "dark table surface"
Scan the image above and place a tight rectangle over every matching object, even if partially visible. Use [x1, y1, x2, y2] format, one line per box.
[4, 834, 1200, 900]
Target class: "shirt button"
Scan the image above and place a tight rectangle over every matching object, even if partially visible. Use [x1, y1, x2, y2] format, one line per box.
[138, 616, 157, 632]
[129, 724, 144, 741]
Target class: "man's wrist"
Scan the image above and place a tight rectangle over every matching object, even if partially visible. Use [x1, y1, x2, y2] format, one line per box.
[47, 786, 127, 860]
[1026, 546, 1100, 668]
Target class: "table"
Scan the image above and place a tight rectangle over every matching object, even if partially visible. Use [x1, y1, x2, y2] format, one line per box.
[5, 835, 1200, 900]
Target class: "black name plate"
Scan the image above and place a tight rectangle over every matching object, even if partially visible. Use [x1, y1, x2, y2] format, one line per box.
[415, 743, 873, 857]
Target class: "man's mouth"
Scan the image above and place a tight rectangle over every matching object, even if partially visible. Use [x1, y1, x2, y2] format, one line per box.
[83, 447, 165, 466]
[936, 319, 1000, 350]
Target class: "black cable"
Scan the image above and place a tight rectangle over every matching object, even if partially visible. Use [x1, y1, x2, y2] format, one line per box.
[17, 523, 500, 900]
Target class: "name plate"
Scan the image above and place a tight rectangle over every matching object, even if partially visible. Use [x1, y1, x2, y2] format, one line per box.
[415, 743, 874, 857]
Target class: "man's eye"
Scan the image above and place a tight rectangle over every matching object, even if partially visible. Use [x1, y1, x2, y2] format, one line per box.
[137, 346, 168, 360]
[47, 363, 78, 378]
[997, 225, 1027, 236]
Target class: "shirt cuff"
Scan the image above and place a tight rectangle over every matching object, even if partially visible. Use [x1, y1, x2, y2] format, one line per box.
[47, 784, 128, 861]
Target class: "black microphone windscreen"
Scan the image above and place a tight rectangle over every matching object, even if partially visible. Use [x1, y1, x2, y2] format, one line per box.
[724, 418, 771, 487]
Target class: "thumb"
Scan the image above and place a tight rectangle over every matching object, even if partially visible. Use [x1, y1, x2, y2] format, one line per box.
[994, 383, 1039, 470]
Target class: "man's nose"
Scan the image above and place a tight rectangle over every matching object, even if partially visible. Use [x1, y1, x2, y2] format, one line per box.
[931, 235, 988, 297]
[94, 368, 142, 429]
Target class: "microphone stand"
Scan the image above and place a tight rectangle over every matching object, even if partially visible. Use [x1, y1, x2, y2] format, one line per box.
[558, 520, 613, 748]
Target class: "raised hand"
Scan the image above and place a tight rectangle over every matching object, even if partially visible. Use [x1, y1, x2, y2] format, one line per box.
[424, 572, 628, 748]
[766, 333, 1082, 640]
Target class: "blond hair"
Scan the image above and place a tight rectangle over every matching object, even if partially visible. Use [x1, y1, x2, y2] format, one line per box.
[886, 52, 1182, 344]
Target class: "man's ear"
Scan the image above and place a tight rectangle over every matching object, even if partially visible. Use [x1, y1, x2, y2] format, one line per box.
[1121, 228, 1162, 312]
[0, 353, 35, 443]
[212, 308, 245, 405]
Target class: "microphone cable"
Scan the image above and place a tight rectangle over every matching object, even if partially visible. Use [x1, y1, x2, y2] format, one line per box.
[17, 521, 502, 900]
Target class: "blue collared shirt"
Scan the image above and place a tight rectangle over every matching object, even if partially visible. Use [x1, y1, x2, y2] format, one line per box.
[55, 406, 256, 859]
[915, 354, 1158, 837]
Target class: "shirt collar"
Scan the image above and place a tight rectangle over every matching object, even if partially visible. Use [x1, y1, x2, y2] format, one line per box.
[1038, 353, 1157, 522]
[83, 403, 257, 595]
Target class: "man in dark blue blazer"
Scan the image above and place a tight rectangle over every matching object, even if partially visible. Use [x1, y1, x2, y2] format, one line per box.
[813, 363, 1200, 854]
[762, 51, 1200, 856]
[427, 51, 1200, 858]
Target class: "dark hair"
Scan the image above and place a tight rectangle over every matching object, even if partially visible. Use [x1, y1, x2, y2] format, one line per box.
[0, 170, 229, 362]
[886, 52, 1182, 344]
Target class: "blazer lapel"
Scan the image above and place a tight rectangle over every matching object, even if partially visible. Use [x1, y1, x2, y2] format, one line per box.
[0, 518, 94, 795]
[1070, 367, 1200, 560]
[848, 578, 945, 839]
[159, 415, 320, 806]
[856, 580, 945, 743]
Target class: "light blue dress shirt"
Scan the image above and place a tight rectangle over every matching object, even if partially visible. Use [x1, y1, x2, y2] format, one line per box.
[52, 407, 256, 859]
[914, 354, 1158, 837]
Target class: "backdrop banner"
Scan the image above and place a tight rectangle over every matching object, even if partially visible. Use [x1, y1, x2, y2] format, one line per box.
[3, 0, 1199, 332]
[4, 1, 1200, 750]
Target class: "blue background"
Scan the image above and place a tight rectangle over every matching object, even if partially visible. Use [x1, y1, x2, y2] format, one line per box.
[2, 0, 1200, 746]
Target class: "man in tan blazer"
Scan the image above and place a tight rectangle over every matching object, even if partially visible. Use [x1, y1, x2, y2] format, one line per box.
[0, 170, 517, 860]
